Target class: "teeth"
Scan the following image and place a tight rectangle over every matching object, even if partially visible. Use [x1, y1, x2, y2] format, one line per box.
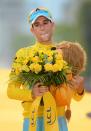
[41, 34, 48, 37]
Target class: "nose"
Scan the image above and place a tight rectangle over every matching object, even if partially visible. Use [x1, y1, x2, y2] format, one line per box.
[39, 24, 45, 30]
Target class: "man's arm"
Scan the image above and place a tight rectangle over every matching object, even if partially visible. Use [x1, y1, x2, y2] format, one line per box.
[7, 48, 33, 102]
[7, 72, 33, 102]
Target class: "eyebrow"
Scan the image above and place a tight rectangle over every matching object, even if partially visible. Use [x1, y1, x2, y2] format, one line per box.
[34, 19, 51, 24]
[32, 19, 51, 27]
[43, 19, 51, 22]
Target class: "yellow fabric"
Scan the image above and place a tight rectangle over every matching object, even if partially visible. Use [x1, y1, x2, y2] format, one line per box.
[43, 92, 59, 131]
[29, 92, 59, 131]
[34, 41, 55, 49]
[22, 101, 65, 118]
[7, 82, 33, 101]
[7, 41, 84, 119]
[29, 96, 42, 131]
[15, 41, 55, 59]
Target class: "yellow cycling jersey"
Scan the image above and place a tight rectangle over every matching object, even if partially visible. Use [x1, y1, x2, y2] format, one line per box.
[7, 41, 84, 118]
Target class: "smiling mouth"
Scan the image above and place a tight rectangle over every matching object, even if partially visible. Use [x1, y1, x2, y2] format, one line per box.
[41, 33, 49, 37]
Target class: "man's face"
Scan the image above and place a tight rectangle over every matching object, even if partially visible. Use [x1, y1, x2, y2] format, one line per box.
[31, 16, 55, 43]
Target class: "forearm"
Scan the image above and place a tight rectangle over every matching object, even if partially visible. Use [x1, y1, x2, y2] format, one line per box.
[7, 82, 33, 101]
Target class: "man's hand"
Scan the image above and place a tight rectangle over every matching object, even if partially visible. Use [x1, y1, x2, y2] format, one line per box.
[69, 76, 84, 94]
[32, 82, 49, 99]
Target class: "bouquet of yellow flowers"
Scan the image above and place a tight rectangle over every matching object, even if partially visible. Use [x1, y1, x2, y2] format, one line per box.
[11, 47, 71, 89]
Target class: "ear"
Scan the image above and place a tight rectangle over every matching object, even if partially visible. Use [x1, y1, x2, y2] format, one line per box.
[30, 26, 34, 34]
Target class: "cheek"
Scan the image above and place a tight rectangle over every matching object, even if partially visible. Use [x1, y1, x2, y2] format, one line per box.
[34, 31, 42, 40]
[32, 29, 39, 36]
[47, 25, 54, 33]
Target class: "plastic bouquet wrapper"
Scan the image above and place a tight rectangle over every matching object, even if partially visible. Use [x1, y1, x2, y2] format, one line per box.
[10, 47, 72, 89]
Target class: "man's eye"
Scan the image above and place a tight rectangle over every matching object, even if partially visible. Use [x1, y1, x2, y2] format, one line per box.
[43, 21, 49, 25]
[34, 23, 39, 27]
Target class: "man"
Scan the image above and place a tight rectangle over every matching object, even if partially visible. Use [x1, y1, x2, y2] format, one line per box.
[7, 7, 84, 131]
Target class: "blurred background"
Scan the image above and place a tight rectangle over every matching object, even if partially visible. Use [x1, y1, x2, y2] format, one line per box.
[0, 0, 91, 131]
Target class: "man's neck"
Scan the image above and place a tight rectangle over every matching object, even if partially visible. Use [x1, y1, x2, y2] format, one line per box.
[37, 40, 53, 45]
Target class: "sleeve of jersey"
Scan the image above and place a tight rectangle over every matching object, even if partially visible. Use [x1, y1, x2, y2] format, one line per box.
[7, 48, 33, 102]
[7, 82, 33, 101]
[72, 90, 85, 101]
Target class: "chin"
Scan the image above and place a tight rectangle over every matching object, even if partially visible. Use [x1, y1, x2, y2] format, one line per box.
[41, 37, 50, 42]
